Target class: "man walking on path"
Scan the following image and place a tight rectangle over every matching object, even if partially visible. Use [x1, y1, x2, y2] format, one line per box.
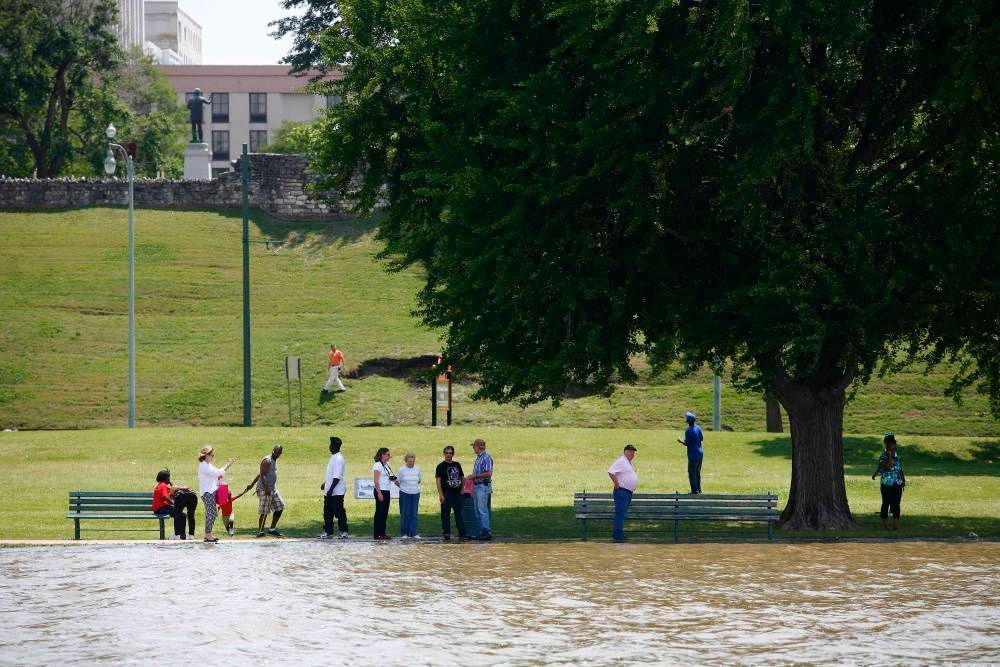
[435, 445, 467, 541]
[607, 445, 638, 542]
[246, 445, 285, 537]
[677, 411, 704, 494]
[322, 343, 346, 394]
[320, 436, 349, 539]
[467, 438, 493, 540]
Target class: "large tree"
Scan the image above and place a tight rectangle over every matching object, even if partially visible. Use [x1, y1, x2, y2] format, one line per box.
[0, 0, 120, 177]
[306, 0, 1000, 528]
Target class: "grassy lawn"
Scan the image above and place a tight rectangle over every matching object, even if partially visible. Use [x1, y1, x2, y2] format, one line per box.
[0, 207, 997, 435]
[0, 426, 995, 541]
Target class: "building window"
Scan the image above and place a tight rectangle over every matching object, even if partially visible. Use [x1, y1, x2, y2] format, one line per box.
[249, 93, 267, 123]
[211, 130, 230, 161]
[249, 130, 268, 153]
[211, 93, 229, 123]
[326, 95, 341, 108]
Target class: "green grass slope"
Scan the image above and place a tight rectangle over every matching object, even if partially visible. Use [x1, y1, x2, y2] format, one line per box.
[0, 208, 997, 435]
[0, 427, 995, 540]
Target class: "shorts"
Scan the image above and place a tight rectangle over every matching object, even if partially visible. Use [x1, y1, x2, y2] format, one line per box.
[257, 486, 285, 515]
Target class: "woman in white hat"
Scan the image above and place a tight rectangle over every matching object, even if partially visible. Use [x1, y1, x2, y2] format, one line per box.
[197, 446, 235, 543]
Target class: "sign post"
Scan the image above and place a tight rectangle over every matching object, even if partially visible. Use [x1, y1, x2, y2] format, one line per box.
[431, 366, 452, 426]
[285, 356, 303, 426]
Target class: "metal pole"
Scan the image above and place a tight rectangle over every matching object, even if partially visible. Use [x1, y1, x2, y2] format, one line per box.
[712, 372, 721, 432]
[298, 378, 304, 426]
[127, 155, 136, 428]
[431, 374, 437, 426]
[446, 370, 452, 426]
[241, 144, 252, 426]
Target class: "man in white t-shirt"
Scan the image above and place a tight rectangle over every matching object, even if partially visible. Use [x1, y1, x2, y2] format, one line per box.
[320, 436, 349, 539]
[607, 444, 638, 543]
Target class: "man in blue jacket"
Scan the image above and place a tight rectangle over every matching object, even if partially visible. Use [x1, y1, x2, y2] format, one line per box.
[677, 411, 704, 494]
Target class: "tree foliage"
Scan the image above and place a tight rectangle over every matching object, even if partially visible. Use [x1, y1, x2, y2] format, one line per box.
[70, 47, 186, 178]
[303, 0, 1000, 527]
[0, 3, 183, 178]
[0, 0, 120, 177]
[261, 120, 319, 155]
[270, 0, 342, 81]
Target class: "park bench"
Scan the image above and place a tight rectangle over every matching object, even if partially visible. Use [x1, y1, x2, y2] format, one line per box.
[67, 491, 170, 540]
[573, 492, 780, 541]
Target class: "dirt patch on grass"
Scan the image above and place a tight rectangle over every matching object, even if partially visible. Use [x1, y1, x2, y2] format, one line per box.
[346, 355, 441, 383]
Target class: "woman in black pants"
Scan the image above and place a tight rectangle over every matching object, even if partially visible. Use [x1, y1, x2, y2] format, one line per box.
[153, 469, 198, 540]
[372, 447, 398, 539]
[171, 487, 199, 539]
[872, 432, 906, 530]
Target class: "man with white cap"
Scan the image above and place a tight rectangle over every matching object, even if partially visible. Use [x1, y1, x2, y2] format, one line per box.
[677, 411, 704, 494]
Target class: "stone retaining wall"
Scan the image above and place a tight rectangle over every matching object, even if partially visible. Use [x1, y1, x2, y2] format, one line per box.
[0, 154, 349, 220]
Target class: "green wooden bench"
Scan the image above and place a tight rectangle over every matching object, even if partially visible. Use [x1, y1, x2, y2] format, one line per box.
[67, 491, 170, 540]
[574, 492, 780, 541]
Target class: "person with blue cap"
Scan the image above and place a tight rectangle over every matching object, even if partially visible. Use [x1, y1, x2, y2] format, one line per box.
[677, 411, 704, 494]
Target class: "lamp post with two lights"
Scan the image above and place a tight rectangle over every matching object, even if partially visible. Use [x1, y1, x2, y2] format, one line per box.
[103, 123, 136, 428]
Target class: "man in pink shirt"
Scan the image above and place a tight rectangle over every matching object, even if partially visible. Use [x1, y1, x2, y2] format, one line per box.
[607, 444, 638, 542]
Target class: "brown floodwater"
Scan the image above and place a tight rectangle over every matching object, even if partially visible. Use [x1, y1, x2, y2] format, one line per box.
[0, 541, 996, 665]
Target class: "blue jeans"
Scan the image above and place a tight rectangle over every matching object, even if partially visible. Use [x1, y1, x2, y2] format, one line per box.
[399, 491, 420, 536]
[473, 484, 492, 535]
[612, 487, 633, 541]
[688, 458, 703, 494]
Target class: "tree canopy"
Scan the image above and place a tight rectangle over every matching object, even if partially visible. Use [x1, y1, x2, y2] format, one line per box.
[302, 0, 1000, 528]
[0, 2, 183, 178]
[261, 120, 319, 155]
[0, 0, 120, 177]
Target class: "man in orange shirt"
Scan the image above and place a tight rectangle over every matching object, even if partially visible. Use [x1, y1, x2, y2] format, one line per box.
[322, 343, 347, 393]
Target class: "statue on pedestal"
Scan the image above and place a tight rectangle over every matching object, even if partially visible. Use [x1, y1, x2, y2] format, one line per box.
[186, 88, 212, 143]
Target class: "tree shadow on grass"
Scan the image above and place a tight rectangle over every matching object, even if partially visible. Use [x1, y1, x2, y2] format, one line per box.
[212, 208, 378, 248]
[749, 436, 1000, 477]
[275, 505, 998, 541]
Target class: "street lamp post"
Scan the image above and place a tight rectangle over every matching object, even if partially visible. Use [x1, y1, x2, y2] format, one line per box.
[104, 124, 136, 428]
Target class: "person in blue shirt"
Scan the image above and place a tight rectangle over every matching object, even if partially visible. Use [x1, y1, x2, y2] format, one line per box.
[677, 411, 704, 494]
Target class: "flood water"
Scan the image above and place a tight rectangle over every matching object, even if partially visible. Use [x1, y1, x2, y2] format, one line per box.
[0, 541, 997, 665]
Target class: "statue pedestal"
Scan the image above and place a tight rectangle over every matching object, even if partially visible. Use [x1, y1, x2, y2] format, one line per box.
[184, 143, 211, 180]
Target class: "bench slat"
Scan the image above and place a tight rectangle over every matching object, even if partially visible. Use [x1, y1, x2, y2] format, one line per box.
[66, 513, 166, 519]
[69, 499, 153, 507]
[573, 503, 777, 512]
[575, 502, 776, 510]
[575, 493, 777, 501]
[573, 500, 778, 510]
[70, 492, 152, 498]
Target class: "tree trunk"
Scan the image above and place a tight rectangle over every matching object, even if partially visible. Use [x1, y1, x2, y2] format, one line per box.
[773, 380, 857, 530]
[765, 393, 783, 432]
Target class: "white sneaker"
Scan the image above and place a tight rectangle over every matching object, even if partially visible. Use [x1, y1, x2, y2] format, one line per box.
[339, 532, 349, 539]
[318, 533, 332, 539]
[170, 535, 181, 540]
[413, 535, 422, 539]
[227, 527, 235, 536]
